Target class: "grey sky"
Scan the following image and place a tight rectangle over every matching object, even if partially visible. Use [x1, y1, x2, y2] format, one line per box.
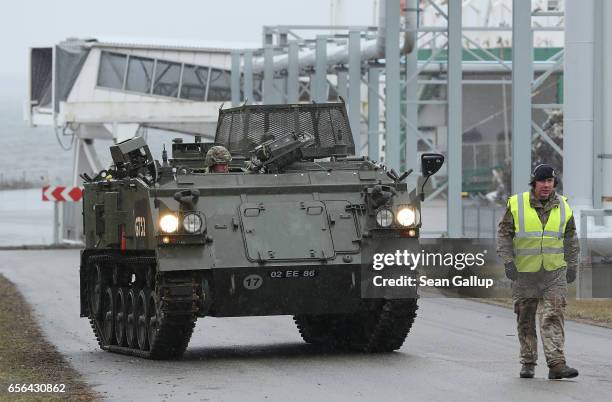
[0, 0, 375, 97]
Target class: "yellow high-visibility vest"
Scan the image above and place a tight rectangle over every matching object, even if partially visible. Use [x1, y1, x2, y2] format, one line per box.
[508, 191, 572, 272]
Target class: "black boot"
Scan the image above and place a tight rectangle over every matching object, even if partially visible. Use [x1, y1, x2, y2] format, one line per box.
[548, 363, 579, 379]
[520, 364, 535, 378]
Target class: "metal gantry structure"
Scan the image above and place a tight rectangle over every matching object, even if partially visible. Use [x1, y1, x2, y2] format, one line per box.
[28, 0, 612, 245]
[228, 0, 566, 236]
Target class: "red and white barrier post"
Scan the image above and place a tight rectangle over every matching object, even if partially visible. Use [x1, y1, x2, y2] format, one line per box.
[42, 186, 83, 245]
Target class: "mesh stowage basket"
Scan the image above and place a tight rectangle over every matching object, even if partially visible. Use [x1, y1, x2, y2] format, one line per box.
[214, 103, 355, 158]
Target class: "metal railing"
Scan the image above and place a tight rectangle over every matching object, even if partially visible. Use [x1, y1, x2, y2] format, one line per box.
[462, 204, 505, 238]
[578, 209, 612, 298]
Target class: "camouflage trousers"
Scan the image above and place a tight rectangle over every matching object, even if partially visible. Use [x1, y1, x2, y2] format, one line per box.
[512, 267, 567, 368]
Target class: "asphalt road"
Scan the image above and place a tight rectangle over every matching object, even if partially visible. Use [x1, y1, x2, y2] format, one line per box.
[1, 250, 611, 401]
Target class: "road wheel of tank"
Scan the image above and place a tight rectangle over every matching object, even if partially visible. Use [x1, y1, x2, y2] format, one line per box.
[87, 262, 105, 318]
[86, 257, 198, 359]
[114, 287, 129, 346]
[147, 292, 160, 350]
[126, 288, 139, 349]
[136, 288, 151, 351]
[101, 286, 116, 345]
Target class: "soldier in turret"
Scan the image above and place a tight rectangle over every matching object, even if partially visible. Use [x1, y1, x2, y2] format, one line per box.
[205, 146, 232, 173]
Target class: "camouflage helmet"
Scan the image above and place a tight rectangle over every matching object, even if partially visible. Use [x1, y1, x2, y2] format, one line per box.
[205, 146, 232, 167]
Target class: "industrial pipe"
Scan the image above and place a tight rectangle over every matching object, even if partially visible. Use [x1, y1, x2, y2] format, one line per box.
[251, 0, 416, 75]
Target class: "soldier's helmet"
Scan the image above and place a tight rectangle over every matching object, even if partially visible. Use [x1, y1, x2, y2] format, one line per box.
[205, 146, 232, 167]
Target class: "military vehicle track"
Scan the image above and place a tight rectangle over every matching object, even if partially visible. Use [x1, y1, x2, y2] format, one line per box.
[85, 254, 199, 359]
[293, 298, 418, 352]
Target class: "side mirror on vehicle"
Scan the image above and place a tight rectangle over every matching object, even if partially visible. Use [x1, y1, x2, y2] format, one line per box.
[421, 153, 445, 177]
[419, 153, 445, 201]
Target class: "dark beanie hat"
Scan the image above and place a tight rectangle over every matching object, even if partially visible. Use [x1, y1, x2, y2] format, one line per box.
[530, 164, 557, 184]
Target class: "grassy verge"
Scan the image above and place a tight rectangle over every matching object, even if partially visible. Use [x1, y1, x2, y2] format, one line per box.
[480, 298, 612, 328]
[451, 266, 612, 329]
[0, 274, 99, 401]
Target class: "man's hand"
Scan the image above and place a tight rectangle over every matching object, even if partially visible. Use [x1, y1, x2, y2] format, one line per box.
[566, 269, 577, 284]
[505, 262, 518, 281]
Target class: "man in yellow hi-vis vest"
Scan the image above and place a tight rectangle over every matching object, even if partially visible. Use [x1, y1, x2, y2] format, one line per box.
[497, 164, 579, 380]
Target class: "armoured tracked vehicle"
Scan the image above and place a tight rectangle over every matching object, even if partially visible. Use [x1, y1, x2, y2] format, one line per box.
[80, 102, 444, 359]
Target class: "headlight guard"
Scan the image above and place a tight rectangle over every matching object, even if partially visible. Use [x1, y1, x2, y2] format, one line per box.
[376, 208, 394, 228]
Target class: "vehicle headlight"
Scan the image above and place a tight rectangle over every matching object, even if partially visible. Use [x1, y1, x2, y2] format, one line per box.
[159, 214, 179, 233]
[396, 206, 417, 227]
[376, 209, 394, 227]
[183, 213, 202, 234]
